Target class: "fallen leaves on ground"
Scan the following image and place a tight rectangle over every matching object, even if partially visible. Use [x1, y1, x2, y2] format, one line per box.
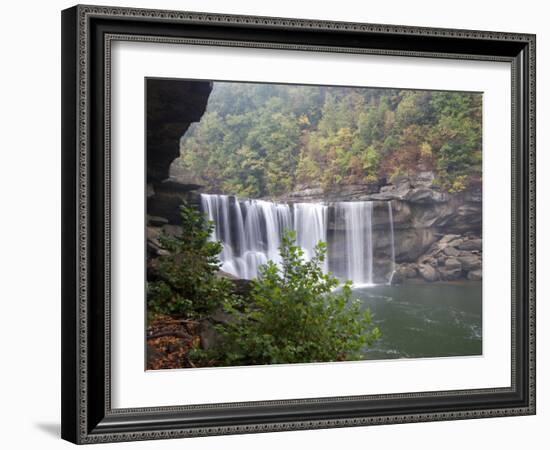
[146, 315, 201, 370]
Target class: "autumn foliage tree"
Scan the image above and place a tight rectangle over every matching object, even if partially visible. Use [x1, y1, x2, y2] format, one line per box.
[176, 83, 482, 195]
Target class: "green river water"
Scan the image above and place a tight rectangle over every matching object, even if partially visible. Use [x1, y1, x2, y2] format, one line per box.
[353, 281, 482, 360]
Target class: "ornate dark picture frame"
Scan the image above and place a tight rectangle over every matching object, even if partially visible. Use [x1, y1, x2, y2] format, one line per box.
[61, 4, 536, 444]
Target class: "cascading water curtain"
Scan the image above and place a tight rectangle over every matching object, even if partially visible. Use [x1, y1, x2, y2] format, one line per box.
[293, 203, 328, 273]
[200, 194, 395, 286]
[333, 201, 374, 286]
[387, 201, 396, 285]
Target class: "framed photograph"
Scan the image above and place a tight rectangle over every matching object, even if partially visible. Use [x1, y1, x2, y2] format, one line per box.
[61, 5, 536, 444]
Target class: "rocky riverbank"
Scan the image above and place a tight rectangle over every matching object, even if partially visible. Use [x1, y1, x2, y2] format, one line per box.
[393, 234, 482, 283]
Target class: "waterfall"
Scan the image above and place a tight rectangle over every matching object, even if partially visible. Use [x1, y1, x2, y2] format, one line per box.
[332, 202, 374, 286]
[201, 194, 233, 263]
[387, 201, 396, 285]
[201, 195, 294, 279]
[200, 194, 395, 286]
[294, 203, 328, 273]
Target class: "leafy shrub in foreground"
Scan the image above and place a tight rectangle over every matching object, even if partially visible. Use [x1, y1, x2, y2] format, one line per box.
[147, 203, 238, 322]
[199, 230, 381, 366]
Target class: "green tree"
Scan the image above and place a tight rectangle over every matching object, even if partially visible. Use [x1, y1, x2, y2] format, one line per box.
[201, 231, 381, 366]
[147, 202, 238, 322]
[178, 82, 482, 196]
[430, 92, 482, 191]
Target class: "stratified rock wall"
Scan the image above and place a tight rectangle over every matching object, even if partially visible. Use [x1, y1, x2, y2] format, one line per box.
[147, 79, 212, 184]
[146, 79, 212, 266]
[287, 171, 482, 282]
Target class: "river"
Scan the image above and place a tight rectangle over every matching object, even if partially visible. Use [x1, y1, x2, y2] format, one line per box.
[353, 281, 482, 360]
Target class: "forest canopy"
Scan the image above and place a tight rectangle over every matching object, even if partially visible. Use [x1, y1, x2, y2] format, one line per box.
[175, 82, 482, 198]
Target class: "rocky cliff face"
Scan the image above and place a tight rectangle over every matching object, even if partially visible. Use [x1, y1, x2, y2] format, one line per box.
[147, 79, 213, 184]
[146, 79, 212, 266]
[285, 171, 482, 283]
[379, 178, 482, 283]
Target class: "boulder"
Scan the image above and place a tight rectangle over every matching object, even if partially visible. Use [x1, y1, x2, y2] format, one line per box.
[405, 188, 448, 204]
[437, 257, 462, 280]
[458, 239, 482, 251]
[446, 238, 464, 248]
[443, 246, 460, 257]
[394, 228, 438, 262]
[368, 185, 410, 201]
[444, 258, 462, 270]
[439, 234, 461, 244]
[390, 270, 404, 284]
[467, 269, 482, 281]
[161, 224, 183, 237]
[146, 227, 169, 257]
[402, 264, 418, 278]
[458, 255, 482, 271]
[392, 264, 418, 283]
[439, 266, 462, 280]
[147, 226, 161, 243]
[418, 264, 439, 282]
[216, 271, 253, 296]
